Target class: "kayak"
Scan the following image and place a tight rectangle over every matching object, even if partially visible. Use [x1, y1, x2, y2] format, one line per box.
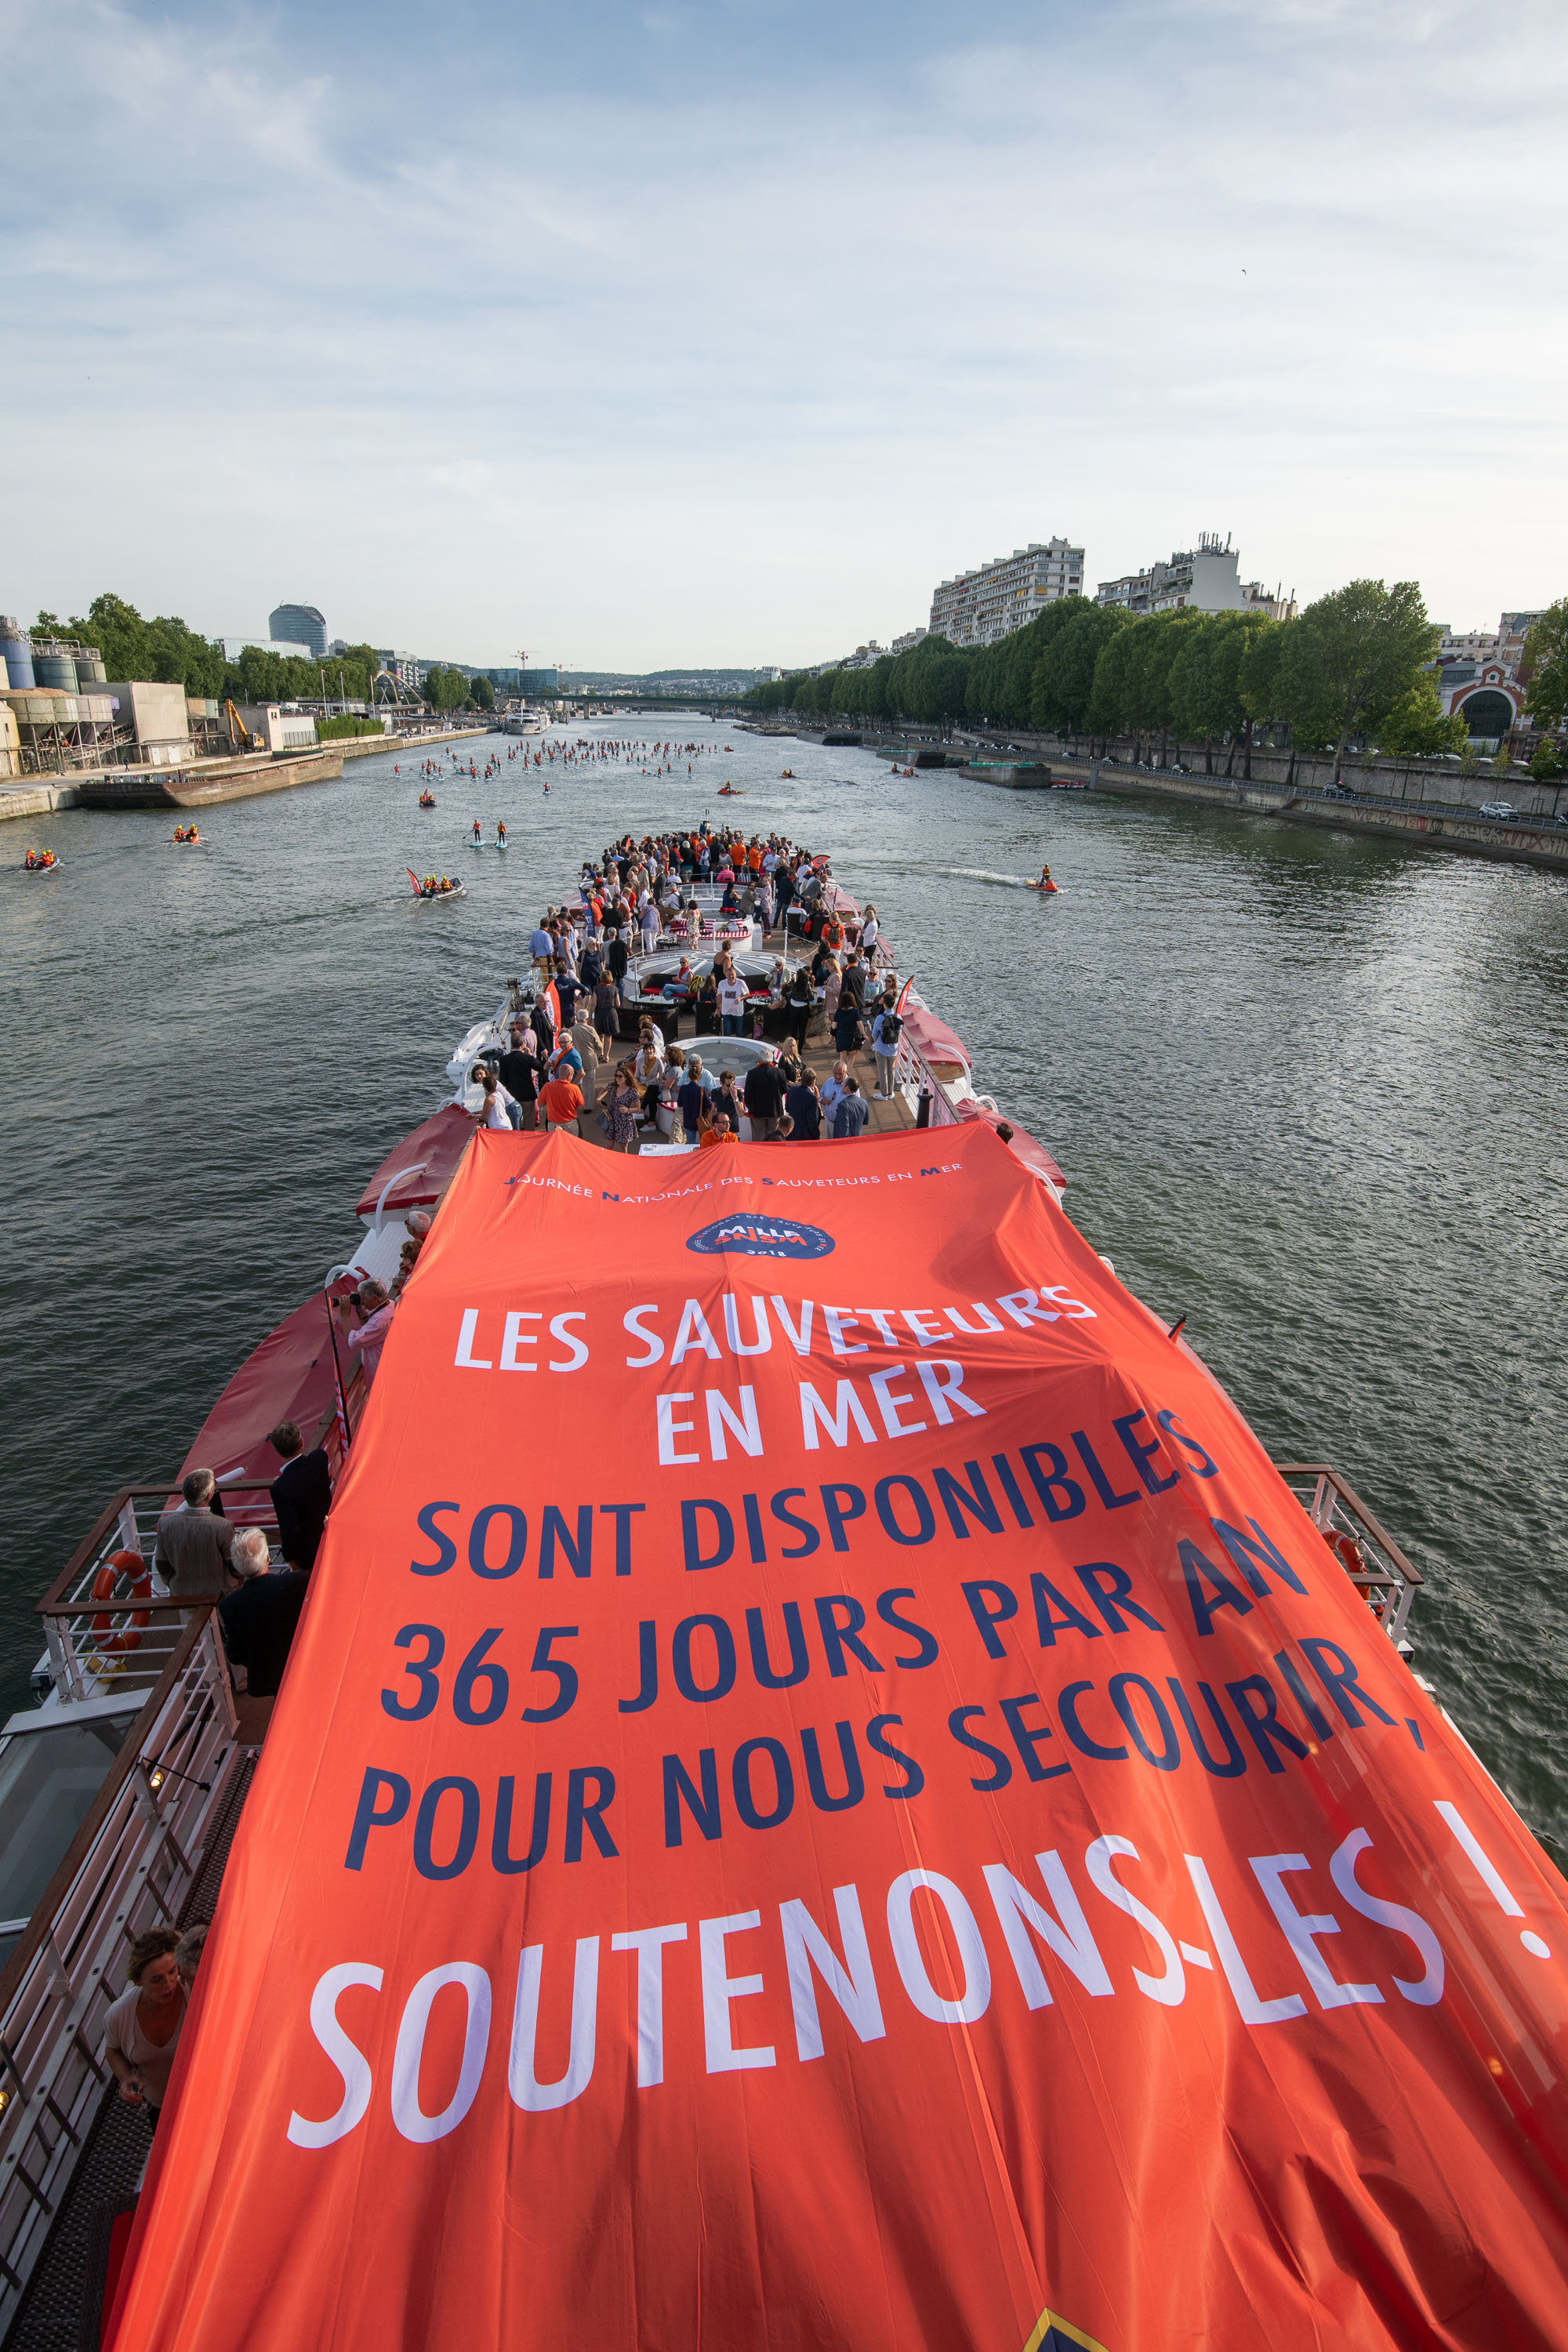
[718, 787, 746, 797]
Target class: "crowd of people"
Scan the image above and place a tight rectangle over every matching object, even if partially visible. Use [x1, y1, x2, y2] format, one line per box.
[469, 823, 906, 1150]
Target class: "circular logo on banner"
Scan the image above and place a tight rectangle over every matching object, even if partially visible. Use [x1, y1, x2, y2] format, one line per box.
[687, 1215, 835, 1261]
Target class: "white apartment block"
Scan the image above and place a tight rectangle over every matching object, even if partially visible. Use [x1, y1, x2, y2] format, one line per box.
[929, 540, 1084, 649]
[1098, 532, 1259, 617]
[1436, 628, 1501, 664]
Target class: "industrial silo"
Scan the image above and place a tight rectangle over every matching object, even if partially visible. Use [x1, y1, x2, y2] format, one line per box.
[32, 643, 79, 692]
[0, 619, 35, 690]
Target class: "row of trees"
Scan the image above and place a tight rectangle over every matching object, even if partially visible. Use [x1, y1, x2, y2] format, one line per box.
[753, 583, 1568, 775]
[27, 594, 494, 713]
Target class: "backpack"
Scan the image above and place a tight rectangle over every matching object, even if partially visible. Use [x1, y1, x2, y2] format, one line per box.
[878, 1012, 902, 1046]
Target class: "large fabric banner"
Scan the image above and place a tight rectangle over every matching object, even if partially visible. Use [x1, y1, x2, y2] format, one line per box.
[114, 1127, 1568, 2350]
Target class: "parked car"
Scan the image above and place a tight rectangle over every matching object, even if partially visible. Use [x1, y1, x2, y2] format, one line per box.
[1479, 800, 1520, 820]
[1320, 780, 1356, 800]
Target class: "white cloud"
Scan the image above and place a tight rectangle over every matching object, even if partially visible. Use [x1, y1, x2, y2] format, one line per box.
[3, 0, 1566, 662]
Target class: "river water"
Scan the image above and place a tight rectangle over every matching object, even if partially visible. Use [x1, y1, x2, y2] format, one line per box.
[4, 723, 1566, 1850]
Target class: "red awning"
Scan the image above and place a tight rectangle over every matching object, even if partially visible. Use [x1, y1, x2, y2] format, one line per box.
[353, 1105, 474, 1222]
[951, 1097, 1067, 1192]
[902, 1003, 971, 1071]
[176, 1290, 349, 1494]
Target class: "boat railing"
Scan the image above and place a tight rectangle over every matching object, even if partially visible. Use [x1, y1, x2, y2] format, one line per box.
[891, 1029, 960, 1127]
[1276, 1463, 1424, 1642]
[34, 1486, 284, 1708]
[0, 1612, 238, 2332]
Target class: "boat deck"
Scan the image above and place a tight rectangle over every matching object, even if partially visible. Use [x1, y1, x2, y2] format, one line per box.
[579, 906, 920, 1145]
[3, 1756, 259, 2352]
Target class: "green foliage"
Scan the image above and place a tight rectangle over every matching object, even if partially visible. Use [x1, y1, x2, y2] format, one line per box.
[1528, 736, 1563, 779]
[1490, 742, 1514, 773]
[469, 673, 495, 710]
[423, 665, 469, 712]
[747, 577, 1447, 774]
[1372, 678, 1469, 758]
[1522, 600, 1568, 729]
[1276, 579, 1439, 758]
[1084, 608, 1203, 741]
[1168, 611, 1274, 744]
[1237, 623, 1287, 727]
[316, 716, 387, 741]
[39, 592, 225, 697]
[1029, 603, 1129, 733]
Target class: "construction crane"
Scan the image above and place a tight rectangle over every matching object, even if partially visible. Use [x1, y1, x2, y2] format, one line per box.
[224, 699, 263, 753]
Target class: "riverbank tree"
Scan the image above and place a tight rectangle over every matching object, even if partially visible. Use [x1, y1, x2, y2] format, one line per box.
[747, 576, 1453, 771]
[1523, 601, 1568, 730]
[34, 593, 224, 697]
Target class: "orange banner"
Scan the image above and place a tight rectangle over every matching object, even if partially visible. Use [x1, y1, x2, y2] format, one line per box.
[114, 1127, 1568, 2350]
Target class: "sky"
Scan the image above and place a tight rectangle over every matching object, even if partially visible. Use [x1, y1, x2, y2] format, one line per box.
[3, 0, 1566, 670]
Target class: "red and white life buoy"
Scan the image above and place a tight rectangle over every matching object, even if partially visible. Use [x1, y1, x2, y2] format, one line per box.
[90, 1548, 153, 1653]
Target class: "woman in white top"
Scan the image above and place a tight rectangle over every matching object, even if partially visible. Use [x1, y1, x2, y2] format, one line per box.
[860, 905, 880, 963]
[104, 1928, 187, 2118]
[471, 1066, 518, 1131]
[633, 1028, 666, 1123]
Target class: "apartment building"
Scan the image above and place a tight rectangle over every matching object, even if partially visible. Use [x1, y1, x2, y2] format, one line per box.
[929, 540, 1084, 649]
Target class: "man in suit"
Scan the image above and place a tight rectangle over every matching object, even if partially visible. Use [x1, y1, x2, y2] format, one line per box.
[220, 1528, 310, 1711]
[267, 1421, 332, 1572]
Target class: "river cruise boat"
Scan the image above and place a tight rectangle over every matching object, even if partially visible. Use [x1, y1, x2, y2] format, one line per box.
[2, 839, 1562, 2352]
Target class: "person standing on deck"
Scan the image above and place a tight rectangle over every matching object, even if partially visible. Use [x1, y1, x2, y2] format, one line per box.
[267, 1421, 331, 1572]
[742, 1054, 787, 1142]
[336, 1279, 395, 1386]
[784, 1068, 822, 1140]
[871, 994, 902, 1099]
[717, 969, 746, 1037]
[633, 1024, 666, 1124]
[784, 962, 814, 1051]
[833, 1078, 869, 1139]
[103, 1932, 187, 2126]
[219, 1527, 309, 1713]
[153, 1469, 235, 1599]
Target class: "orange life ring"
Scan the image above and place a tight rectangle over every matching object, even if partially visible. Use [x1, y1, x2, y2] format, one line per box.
[91, 1548, 152, 1651]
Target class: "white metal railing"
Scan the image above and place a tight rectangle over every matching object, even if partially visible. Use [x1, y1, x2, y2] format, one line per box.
[0, 1618, 239, 2332]
[32, 1483, 331, 1711]
[1276, 1465, 1424, 1643]
[891, 1029, 960, 1127]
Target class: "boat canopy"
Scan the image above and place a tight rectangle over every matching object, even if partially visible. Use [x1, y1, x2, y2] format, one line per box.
[112, 1126, 1568, 2351]
[353, 1104, 474, 1222]
[175, 1290, 346, 1494]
